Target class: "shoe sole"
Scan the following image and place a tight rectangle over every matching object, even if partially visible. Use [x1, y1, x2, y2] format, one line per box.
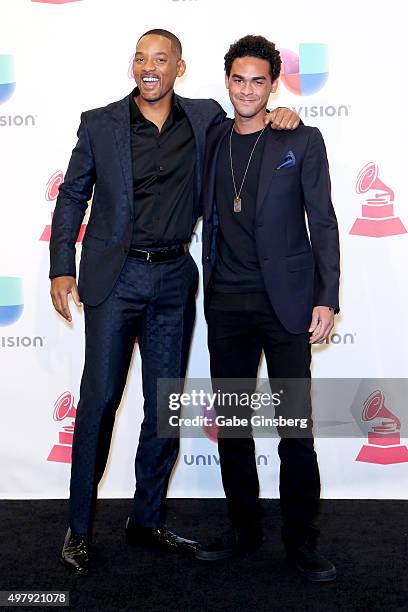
[195, 549, 234, 561]
[294, 563, 337, 582]
[59, 556, 89, 575]
[195, 542, 263, 562]
[126, 536, 198, 554]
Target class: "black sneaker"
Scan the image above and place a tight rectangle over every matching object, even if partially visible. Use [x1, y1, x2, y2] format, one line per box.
[287, 543, 336, 582]
[195, 527, 264, 561]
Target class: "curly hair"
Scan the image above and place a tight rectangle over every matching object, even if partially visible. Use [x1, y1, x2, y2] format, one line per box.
[224, 35, 281, 81]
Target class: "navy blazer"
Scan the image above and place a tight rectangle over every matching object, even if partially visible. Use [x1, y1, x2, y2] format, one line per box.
[201, 119, 340, 334]
[49, 91, 226, 306]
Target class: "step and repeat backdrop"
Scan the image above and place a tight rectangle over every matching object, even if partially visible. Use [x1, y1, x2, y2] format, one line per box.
[1, 0, 407, 500]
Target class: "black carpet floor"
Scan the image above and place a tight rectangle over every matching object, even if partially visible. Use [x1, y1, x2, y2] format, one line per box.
[1, 499, 407, 612]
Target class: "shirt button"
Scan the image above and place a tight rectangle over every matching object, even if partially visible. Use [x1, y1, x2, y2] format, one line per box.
[159, 166, 164, 172]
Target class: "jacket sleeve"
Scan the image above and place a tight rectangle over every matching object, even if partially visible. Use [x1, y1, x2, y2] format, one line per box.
[301, 127, 340, 312]
[209, 98, 227, 126]
[49, 112, 96, 279]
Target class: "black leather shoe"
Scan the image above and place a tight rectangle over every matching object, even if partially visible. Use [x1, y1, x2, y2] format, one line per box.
[60, 528, 90, 574]
[126, 518, 199, 553]
[195, 527, 264, 561]
[287, 543, 336, 582]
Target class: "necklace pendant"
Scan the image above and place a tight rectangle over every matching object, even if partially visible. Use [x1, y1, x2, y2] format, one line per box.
[233, 197, 242, 213]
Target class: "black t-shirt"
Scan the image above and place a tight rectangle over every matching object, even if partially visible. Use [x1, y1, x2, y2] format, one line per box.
[212, 127, 266, 293]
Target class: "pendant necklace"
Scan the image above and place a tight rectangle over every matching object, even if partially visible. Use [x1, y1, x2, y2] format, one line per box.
[229, 123, 267, 213]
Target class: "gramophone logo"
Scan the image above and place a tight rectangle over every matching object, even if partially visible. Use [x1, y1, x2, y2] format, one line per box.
[201, 401, 218, 443]
[128, 55, 134, 79]
[279, 44, 328, 96]
[47, 391, 76, 464]
[350, 162, 407, 238]
[31, 1, 81, 4]
[355, 390, 408, 465]
[40, 171, 86, 242]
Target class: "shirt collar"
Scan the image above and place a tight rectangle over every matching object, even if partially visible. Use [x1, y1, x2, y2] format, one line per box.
[129, 87, 181, 124]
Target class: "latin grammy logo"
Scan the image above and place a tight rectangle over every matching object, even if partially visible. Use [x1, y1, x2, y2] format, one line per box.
[201, 402, 218, 442]
[47, 391, 76, 464]
[355, 390, 408, 464]
[349, 162, 407, 237]
[39, 171, 87, 242]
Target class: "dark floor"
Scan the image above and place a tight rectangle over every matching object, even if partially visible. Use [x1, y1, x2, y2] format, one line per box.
[1, 499, 407, 611]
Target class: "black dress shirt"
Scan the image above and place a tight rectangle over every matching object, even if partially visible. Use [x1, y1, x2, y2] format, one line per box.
[129, 90, 196, 248]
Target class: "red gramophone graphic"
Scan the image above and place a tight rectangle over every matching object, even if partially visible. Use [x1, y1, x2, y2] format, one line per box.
[201, 402, 218, 442]
[40, 171, 87, 242]
[47, 392, 77, 464]
[349, 162, 407, 237]
[355, 390, 408, 464]
[31, 1, 81, 4]
[128, 54, 134, 79]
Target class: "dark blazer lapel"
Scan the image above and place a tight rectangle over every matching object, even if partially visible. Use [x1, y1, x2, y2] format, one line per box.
[176, 95, 204, 213]
[256, 129, 289, 216]
[109, 94, 133, 214]
[176, 95, 202, 166]
[203, 120, 232, 221]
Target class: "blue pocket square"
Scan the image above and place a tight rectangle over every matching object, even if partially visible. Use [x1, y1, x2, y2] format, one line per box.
[276, 150, 296, 169]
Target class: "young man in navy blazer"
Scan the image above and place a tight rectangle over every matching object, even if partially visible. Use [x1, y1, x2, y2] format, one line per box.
[196, 35, 340, 582]
[49, 29, 300, 573]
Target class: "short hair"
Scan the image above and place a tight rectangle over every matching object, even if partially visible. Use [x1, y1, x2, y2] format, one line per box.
[137, 29, 182, 58]
[224, 35, 281, 81]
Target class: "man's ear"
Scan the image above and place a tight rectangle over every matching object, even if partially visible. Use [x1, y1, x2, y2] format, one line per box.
[271, 77, 279, 94]
[225, 73, 230, 89]
[176, 59, 186, 78]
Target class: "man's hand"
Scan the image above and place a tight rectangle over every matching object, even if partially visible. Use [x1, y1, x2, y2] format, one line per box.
[308, 306, 334, 344]
[264, 108, 300, 130]
[50, 276, 82, 323]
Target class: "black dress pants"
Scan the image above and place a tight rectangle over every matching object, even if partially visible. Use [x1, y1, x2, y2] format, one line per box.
[69, 252, 198, 534]
[207, 292, 320, 549]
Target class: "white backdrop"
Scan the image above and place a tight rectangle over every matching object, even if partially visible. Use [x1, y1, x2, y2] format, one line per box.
[0, 0, 407, 500]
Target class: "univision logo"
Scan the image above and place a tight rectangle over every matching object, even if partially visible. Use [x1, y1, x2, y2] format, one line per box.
[0, 277, 23, 326]
[279, 44, 328, 96]
[183, 454, 270, 466]
[324, 332, 355, 345]
[0, 55, 16, 104]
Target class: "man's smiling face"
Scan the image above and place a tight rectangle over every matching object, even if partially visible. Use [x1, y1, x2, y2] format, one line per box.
[226, 56, 278, 120]
[133, 34, 185, 104]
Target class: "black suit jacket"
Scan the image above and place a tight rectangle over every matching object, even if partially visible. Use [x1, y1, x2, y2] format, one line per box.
[201, 119, 340, 334]
[49, 91, 226, 306]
